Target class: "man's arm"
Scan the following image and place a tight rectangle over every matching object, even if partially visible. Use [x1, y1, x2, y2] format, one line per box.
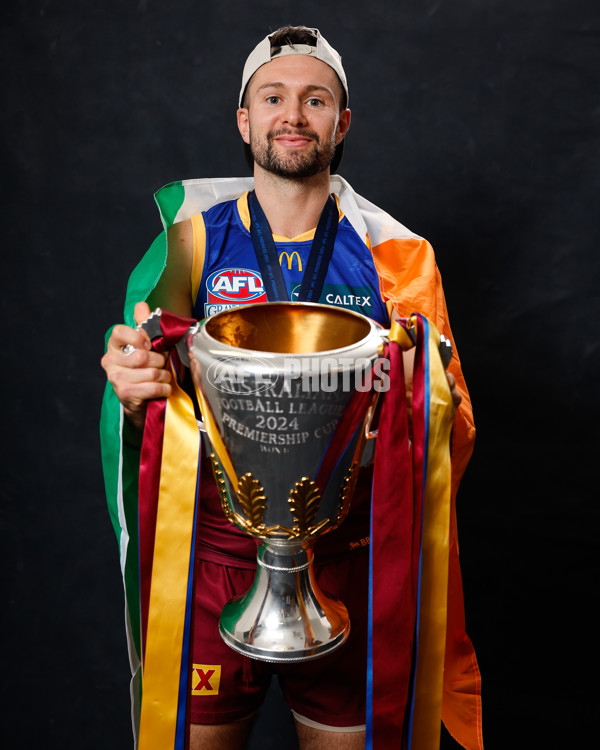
[101, 219, 195, 430]
[147, 219, 194, 316]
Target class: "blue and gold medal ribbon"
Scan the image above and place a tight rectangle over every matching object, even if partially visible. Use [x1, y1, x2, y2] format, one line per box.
[248, 190, 338, 302]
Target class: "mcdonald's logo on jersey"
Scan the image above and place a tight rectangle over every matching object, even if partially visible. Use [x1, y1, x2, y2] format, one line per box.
[279, 251, 303, 271]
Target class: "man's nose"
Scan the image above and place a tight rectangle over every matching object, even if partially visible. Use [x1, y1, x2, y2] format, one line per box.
[281, 98, 307, 127]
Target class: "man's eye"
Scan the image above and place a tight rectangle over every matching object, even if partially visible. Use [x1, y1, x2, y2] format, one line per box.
[266, 96, 280, 104]
[307, 98, 323, 107]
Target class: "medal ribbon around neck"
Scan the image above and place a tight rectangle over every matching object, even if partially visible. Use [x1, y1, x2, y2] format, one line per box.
[248, 190, 339, 302]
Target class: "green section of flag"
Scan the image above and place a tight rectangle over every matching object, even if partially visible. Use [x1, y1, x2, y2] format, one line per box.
[99, 196, 180, 675]
[124, 231, 168, 325]
[154, 180, 185, 229]
[98, 180, 188, 742]
[99, 383, 143, 660]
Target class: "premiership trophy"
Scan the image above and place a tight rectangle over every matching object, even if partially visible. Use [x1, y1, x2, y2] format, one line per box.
[186, 302, 388, 662]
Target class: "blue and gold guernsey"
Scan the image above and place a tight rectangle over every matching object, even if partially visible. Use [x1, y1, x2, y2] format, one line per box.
[190, 192, 389, 327]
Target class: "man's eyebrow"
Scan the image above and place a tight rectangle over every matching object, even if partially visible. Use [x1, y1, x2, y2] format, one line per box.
[255, 82, 334, 95]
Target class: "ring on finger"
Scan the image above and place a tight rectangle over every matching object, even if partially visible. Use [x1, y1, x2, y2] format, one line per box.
[121, 344, 137, 356]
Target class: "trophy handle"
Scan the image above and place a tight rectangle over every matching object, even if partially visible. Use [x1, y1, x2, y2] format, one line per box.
[364, 391, 383, 440]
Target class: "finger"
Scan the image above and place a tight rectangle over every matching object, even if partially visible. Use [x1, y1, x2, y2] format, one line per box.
[105, 366, 173, 406]
[133, 301, 155, 350]
[119, 380, 173, 409]
[120, 349, 168, 368]
[108, 324, 151, 352]
[101, 348, 168, 381]
[104, 349, 168, 373]
[112, 365, 172, 386]
[444, 371, 462, 408]
[134, 301, 152, 327]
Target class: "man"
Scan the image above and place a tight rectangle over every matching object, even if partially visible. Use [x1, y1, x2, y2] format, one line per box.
[101, 26, 482, 750]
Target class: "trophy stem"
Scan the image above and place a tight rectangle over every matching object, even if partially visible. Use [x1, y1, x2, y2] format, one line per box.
[219, 539, 350, 662]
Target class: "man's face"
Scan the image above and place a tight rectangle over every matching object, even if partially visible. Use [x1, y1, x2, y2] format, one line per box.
[237, 55, 351, 179]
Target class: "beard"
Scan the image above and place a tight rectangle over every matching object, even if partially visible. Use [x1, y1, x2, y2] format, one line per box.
[249, 127, 337, 179]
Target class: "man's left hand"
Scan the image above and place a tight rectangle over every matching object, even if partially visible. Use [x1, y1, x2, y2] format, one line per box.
[446, 372, 462, 409]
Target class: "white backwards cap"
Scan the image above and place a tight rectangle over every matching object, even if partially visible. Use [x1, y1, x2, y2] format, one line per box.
[239, 27, 349, 107]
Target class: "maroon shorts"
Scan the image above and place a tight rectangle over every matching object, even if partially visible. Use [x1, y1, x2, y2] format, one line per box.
[189, 550, 369, 727]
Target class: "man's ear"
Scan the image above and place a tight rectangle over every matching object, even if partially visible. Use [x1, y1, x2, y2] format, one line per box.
[237, 108, 250, 145]
[336, 108, 351, 145]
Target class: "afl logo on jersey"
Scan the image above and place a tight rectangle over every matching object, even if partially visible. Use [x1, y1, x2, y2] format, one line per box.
[207, 268, 266, 303]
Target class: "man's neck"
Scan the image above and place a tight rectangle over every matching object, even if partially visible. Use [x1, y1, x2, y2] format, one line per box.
[252, 166, 332, 238]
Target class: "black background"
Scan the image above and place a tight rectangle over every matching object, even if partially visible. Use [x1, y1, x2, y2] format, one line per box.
[2, 1, 598, 748]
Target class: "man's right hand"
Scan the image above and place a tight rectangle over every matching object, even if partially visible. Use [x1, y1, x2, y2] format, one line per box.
[101, 301, 172, 430]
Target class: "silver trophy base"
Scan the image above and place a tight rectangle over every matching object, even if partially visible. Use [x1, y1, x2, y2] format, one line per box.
[219, 540, 350, 662]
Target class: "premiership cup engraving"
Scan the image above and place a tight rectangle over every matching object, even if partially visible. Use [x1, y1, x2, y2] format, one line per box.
[188, 302, 386, 662]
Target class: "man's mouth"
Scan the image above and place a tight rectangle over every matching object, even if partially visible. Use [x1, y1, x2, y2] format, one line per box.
[270, 130, 318, 148]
